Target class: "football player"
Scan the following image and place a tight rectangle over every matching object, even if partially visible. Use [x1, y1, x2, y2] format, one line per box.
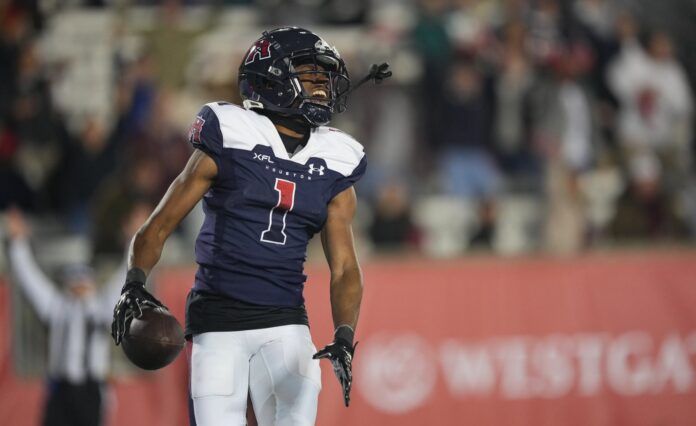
[111, 27, 389, 425]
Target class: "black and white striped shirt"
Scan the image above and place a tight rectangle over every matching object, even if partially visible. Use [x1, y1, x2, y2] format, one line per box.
[9, 238, 124, 383]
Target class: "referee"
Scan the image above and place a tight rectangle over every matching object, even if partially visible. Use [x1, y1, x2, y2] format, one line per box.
[6, 208, 124, 426]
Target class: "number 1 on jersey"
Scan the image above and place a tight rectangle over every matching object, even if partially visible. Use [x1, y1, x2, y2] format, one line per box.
[261, 178, 296, 245]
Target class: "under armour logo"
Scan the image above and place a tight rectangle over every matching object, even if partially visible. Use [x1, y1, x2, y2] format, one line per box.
[308, 164, 325, 176]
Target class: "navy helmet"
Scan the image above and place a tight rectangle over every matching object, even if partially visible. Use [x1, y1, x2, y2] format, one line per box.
[238, 27, 351, 127]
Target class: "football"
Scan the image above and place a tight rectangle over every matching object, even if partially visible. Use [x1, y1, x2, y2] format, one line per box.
[121, 306, 185, 370]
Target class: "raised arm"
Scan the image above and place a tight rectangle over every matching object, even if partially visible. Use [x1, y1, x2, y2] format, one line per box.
[313, 186, 363, 407]
[111, 149, 217, 344]
[6, 209, 61, 322]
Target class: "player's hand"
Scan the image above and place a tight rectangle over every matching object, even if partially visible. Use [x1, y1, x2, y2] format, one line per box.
[111, 281, 165, 345]
[6, 207, 30, 240]
[313, 338, 357, 407]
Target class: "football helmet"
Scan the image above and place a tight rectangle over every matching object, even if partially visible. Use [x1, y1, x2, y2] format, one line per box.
[238, 27, 351, 127]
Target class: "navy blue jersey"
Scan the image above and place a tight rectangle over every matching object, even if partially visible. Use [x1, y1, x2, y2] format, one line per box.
[188, 102, 366, 307]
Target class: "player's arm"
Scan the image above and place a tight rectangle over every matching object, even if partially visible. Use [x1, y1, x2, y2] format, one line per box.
[314, 186, 363, 407]
[6, 208, 62, 322]
[111, 150, 217, 344]
[321, 186, 363, 331]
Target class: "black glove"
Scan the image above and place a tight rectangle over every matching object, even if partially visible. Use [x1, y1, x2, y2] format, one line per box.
[313, 327, 357, 407]
[111, 269, 165, 345]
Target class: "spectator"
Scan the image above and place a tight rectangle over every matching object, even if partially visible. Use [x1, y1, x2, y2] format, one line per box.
[0, 119, 35, 210]
[11, 39, 67, 210]
[56, 117, 119, 234]
[0, 0, 43, 118]
[412, 0, 453, 153]
[572, 0, 620, 142]
[436, 58, 500, 246]
[610, 152, 679, 238]
[493, 21, 541, 190]
[368, 183, 417, 251]
[607, 28, 693, 237]
[531, 48, 595, 253]
[608, 30, 693, 162]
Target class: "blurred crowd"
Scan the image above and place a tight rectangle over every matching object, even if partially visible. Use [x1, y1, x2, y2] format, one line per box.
[1, 0, 695, 261]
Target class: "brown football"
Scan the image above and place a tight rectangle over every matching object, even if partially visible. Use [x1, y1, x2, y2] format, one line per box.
[121, 306, 185, 370]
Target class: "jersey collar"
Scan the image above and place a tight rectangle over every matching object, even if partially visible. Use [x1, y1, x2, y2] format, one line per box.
[258, 113, 319, 165]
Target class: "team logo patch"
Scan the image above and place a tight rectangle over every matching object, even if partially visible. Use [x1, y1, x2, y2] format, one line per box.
[245, 39, 272, 65]
[308, 163, 325, 176]
[189, 116, 205, 144]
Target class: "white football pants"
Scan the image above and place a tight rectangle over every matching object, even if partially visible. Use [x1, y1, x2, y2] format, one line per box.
[189, 325, 322, 426]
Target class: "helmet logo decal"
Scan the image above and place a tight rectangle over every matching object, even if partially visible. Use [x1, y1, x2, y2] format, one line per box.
[308, 164, 325, 176]
[245, 39, 272, 65]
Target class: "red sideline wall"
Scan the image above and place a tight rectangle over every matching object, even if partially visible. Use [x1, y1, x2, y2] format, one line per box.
[2, 251, 696, 426]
